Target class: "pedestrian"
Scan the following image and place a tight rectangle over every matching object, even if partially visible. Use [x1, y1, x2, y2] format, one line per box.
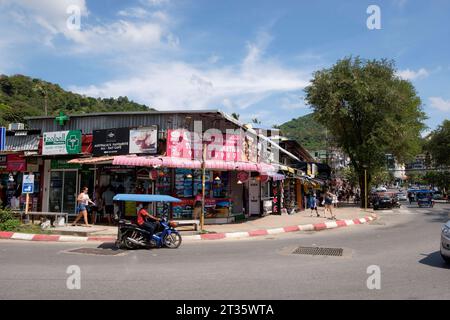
[72, 187, 95, 227]
[102, 185, 116, 225]
[324, 190, 336, 220]
[193, 189, 203, 220]
[332, 192, 339, 208]
[309, 192, 320, 217]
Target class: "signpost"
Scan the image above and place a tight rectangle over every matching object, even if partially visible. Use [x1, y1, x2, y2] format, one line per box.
[22, 174, 35, 215]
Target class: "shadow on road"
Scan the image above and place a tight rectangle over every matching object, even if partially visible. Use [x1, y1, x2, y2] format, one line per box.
[97, 242, 121, 251]
[418, 251, 450, 269]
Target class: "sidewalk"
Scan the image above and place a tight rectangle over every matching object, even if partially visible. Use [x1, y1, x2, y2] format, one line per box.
[0, 206, 376, 242]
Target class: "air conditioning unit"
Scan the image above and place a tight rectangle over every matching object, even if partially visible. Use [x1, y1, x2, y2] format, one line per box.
[8, 123, 25, 130]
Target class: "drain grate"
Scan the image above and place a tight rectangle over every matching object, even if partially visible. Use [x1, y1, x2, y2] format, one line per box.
[66, 248, 126, 256]
[292, 246, 343, 257]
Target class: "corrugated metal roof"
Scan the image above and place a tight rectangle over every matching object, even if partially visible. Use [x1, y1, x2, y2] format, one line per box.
[5, 135, 40, 152]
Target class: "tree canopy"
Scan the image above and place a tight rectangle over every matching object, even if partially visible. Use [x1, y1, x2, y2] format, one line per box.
[305, 57, 426, 206]
[424, 119, 450, 166]
[0, 74, 153, 126]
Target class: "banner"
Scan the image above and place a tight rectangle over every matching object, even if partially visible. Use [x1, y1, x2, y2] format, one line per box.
[129, 127, 157, 154]
[93, 128, 130, 156]
[167, 129, 242, 161]
[0, 127, 5, 151]
[43, 130, 81, 155]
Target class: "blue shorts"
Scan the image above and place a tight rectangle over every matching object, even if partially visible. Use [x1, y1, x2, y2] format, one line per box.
[77, 204, 87, 212]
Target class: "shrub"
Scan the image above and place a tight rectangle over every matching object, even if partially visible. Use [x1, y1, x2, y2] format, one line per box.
[0, 219, 21, 231]
[0, 209, 15, 223]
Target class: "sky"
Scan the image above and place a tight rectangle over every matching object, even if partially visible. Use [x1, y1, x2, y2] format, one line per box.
[0, 0, 449, 131]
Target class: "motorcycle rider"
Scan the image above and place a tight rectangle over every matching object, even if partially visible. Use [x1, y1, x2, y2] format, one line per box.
[136, 203, 161, 241]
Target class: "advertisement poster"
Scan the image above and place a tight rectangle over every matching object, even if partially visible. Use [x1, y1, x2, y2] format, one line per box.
[167, 129, 242, 161]
[129, 127, 157, 154]
[43, 131, 82, 155]
[93, 128, 130, 156]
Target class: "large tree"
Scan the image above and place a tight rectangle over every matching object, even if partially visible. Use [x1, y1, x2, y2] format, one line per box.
[305, 57, 426, 207]
[425, 119, 450, 166]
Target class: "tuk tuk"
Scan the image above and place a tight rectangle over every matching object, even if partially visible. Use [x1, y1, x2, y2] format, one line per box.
[113, 194, 182, 250]
[415, 190, 434, 208]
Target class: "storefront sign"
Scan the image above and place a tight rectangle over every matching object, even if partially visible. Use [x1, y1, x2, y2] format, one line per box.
[129, 127, 157, 154]
[93, 128, 130, 156]
[0, 127, 5, 151]
[237, 171, 249, 183]
[51, 159, 82, 170]
[43, 130, 82, 155]
[167, 129, 242, 161]
[6, 154, 26, 172]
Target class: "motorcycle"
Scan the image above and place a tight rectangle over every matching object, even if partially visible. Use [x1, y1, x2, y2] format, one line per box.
[116, 216, 182, 249]
[112, 194, 183, 250]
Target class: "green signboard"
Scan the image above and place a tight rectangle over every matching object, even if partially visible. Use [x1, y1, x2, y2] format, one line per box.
[43, 130, 82, 155]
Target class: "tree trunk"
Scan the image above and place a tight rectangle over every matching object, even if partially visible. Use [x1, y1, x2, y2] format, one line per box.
[358, 173, 369, 209]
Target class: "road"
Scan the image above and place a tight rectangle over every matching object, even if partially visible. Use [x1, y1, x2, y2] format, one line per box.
[0, 203, 449, 300]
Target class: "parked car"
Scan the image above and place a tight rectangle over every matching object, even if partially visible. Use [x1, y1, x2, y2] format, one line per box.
[441, 221, 450, 264]
[396, 192, 408, 201]
[433, 192, 444, 200]
[372, 193, 400, 210]
[376, 186, 387, 192]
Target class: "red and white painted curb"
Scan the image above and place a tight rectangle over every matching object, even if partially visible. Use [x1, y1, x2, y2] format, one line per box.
[0, 232, 116, 242]
[186, 215, 377, 241]
[0, 215, 377, 243]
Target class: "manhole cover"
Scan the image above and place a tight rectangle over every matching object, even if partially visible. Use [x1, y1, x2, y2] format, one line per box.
[292, 246, 343, 257]
[65, 248, 126, 256]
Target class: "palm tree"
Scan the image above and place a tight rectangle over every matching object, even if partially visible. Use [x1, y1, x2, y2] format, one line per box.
[231, 113, 240, 120]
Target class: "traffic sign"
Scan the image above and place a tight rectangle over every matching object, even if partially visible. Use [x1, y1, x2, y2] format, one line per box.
[22, 174, 35, 194]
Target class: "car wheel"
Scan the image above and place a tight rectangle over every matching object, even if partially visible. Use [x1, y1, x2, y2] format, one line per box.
[441, 252, 450, 264]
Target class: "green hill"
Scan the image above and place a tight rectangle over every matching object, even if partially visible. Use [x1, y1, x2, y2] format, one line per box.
[0, 74, 153, 126]
[279, 113, 327, 152]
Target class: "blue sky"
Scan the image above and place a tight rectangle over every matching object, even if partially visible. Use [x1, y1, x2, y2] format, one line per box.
[0, 0, 449, 131]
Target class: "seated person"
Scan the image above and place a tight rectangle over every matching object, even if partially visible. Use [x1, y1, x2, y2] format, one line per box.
[136, 203, 161, 240]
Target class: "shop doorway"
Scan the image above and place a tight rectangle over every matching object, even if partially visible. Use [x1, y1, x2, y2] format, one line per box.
[248, 178, 261, 216]
[48, 170, 78, 215]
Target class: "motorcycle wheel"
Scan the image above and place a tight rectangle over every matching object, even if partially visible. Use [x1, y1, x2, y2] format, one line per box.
[164, 233, 182, 249]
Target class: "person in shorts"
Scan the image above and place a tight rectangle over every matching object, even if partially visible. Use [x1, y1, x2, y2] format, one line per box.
[102, 186, 116, 225]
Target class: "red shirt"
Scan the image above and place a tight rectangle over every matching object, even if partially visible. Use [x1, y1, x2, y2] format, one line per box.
[137, 208, 150, 226]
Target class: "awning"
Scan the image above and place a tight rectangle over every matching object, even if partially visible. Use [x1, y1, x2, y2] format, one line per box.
[4, 135, 40, 152]
[261, 172, 285, 181]
[68, 156, 115, 165]
[112, 155, 276, 172]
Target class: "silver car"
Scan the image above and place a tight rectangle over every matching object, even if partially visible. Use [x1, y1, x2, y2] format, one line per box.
[441, 221, 450, 264]
[396, 192, 408, 201]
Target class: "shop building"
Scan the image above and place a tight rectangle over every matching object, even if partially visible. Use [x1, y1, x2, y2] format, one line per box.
[22, 110, 324, 224]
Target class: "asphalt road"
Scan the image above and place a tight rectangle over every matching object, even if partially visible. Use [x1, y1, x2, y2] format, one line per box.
[0, 203, 449, 300]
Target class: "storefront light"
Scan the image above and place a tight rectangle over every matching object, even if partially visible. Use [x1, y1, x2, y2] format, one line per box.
[237, 179, 243, 184]
[186, 173, 193, 179]
[214, 176, 221, 181]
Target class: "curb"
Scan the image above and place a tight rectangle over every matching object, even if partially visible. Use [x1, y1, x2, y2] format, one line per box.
[0, 215, 377, 243]
[185, 215, 378, 241]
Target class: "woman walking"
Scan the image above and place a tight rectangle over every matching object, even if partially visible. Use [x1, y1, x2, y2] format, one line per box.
[72, 187, 95, 227]
[324, 190, 336, 220]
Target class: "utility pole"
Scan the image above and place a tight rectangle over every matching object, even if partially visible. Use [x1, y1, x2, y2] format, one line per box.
[200, 142, 206, 231]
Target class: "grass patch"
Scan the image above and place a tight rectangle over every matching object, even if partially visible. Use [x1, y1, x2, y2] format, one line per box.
[13, 223, 53, 235]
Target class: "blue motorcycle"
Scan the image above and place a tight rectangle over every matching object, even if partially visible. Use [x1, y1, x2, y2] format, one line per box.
[113, 194, 182, 250]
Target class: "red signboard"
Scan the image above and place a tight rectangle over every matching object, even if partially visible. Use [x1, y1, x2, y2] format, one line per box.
[167, 129, 242, 161]
[6, 154, 26, 172]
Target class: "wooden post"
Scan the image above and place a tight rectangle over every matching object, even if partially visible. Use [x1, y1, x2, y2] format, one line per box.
[25, 193, 30, 215]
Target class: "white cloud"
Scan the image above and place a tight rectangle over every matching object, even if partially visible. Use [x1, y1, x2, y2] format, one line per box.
[0, 0, 175, 55]
[429, 97, 450, 112]
[396, 68, 429, 80]
[70, 36, 309, 112]
[279, 94, 307, 110]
